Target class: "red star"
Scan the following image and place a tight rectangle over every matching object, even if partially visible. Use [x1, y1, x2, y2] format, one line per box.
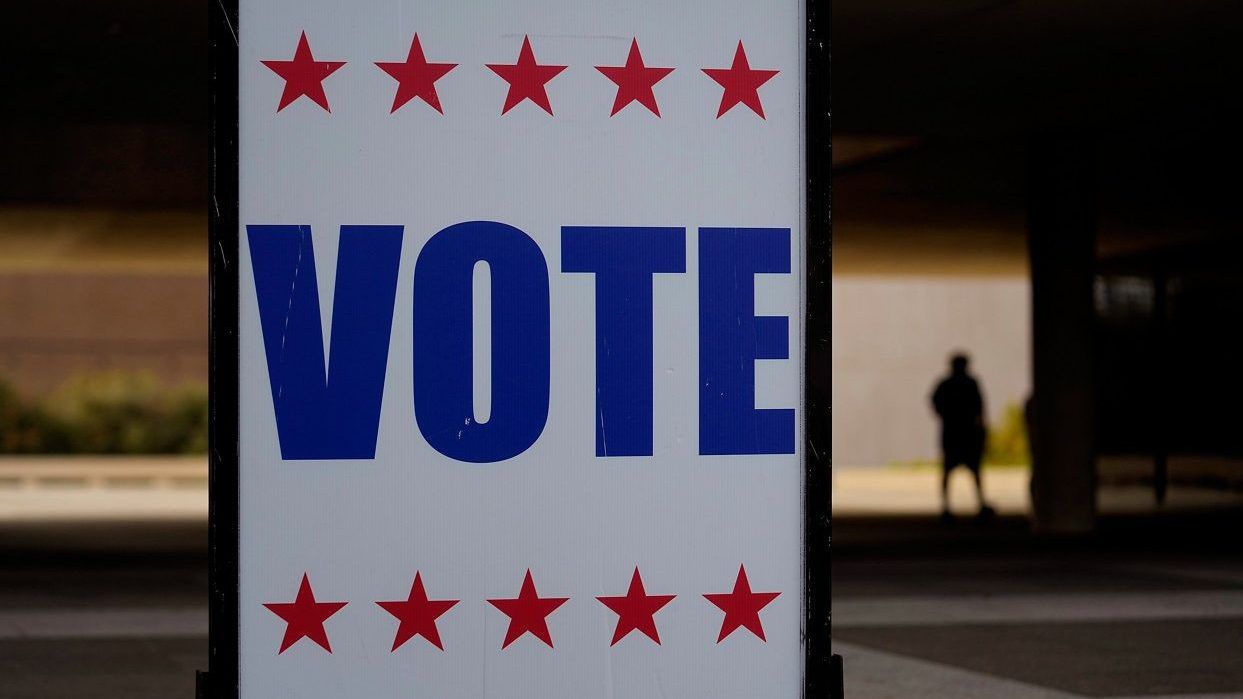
[261, 32, 345, 113]
[487, 36, 567, 115]
[595, 39, 675, 117]
[703, 565, 780, 642]
[701, 42, 779, 119]
[597, 567, 676, 646]
[376, 571, 459, 651]
[487, 569, 569, 649]
[262, 573, 348, 654]
[375, 34, 457, 114]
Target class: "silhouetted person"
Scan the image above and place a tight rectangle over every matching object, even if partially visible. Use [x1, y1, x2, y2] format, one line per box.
[931, 353, 993, 520]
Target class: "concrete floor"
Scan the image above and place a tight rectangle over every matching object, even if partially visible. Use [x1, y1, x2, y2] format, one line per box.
[1, 463, 1242, 697]
[832, 510, 1243, 699]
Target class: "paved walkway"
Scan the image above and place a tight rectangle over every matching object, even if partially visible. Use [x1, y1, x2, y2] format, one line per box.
[833, 507, 1243, 698]
[835, 463, 1243, 517]
[2, 458, 1242, 697]
[2, 520, 1241, 698]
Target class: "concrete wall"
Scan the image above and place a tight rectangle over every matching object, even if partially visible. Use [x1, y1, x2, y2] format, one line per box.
[0, 271, 207, 396]
[832, 275, 1031, 466]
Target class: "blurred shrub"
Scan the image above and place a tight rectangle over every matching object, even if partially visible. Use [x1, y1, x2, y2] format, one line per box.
[0, 381, 70, 453]
[985, 402, 1029, 466]
[0, 372, 206, 454]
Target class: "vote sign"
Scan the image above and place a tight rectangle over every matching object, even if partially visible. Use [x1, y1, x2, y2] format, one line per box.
[213, 1, 829, 697]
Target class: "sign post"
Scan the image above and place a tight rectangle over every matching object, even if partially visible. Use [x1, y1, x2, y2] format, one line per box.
[209, 1, 836, 696]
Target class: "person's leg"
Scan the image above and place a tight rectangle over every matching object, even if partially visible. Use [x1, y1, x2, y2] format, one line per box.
[941, 459, 953, 519]
[970, 462, 994, 516]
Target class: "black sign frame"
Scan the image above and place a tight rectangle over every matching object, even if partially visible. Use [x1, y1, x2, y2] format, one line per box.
[205, 2, 837, 695]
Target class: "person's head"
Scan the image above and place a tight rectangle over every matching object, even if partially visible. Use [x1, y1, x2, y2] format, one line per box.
[950, 353, 969, 374]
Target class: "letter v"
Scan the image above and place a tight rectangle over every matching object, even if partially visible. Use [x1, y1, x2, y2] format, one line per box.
[247, 225, 403, 459]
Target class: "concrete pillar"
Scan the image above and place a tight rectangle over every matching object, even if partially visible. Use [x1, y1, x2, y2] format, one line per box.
[1027, 134, 1097, 534]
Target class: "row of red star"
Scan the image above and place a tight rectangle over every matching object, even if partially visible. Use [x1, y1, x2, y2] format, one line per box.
[262, 33, 780, 118]
[264, 565, 781, 654]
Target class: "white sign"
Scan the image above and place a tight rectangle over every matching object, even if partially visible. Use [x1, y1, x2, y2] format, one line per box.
[236, 1, 807, 696]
